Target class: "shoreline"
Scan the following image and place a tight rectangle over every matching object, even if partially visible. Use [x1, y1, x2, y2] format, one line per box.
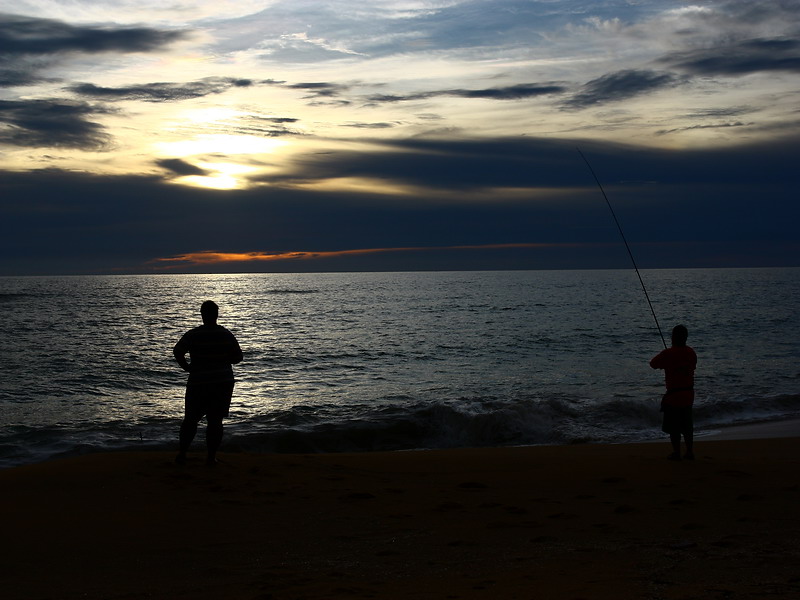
[2, 416, 799, 471]
[3, 433, 799, 599]
[693, 417, 800, 440]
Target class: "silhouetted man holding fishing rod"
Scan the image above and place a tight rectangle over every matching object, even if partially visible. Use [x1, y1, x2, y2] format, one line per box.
[173, 301, 243, 466]
[577, 150, 698, 459]
[650, 325, 697, 460]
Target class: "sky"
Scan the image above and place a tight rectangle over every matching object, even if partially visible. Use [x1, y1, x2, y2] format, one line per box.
[1, 0, 799, 275]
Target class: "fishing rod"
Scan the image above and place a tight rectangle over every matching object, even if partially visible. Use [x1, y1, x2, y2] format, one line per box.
[576, 148, 667, 349]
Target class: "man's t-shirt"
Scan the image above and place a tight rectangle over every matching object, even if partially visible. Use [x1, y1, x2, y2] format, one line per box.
[650, 345, 697, 407]
[174, 325, 242, 386]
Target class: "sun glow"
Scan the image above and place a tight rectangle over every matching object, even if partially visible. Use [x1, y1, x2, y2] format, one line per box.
[155, 132, 287, 189]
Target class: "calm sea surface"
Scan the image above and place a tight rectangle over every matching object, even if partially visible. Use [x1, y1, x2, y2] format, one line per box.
[1, 268, 799, 467]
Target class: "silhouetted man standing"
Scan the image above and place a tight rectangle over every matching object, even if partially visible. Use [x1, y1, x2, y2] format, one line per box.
[650, 324, 697, 461]
[174, 301, 243, 465]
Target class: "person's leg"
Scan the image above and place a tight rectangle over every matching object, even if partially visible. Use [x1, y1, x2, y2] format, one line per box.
[682, 407, 694, 459]
[663, 407, 681, 460]
[669, 433, 682, 460]
[683, 432, 694, 459]
[205, 415, 223, 465]
[205, 382, 233, 465]
[177, 414, 201, 463]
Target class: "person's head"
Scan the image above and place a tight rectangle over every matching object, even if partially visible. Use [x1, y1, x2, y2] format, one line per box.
[200, 300, 219, 325]
[671, 324, 688, 347]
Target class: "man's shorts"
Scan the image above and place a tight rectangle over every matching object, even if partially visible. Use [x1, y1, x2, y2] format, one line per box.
[661, 405, 693, 435]
[184, 381, 235, 420]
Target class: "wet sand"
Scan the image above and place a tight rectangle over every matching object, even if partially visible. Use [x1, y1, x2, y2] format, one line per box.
[2, 434, 799, 599]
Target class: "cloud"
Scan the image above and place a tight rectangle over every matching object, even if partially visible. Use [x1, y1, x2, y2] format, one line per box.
[155, 158, 209, 176]
[281, 81, 354, 106]
[287, 81, 351, 98]
[255, 137, 588, 191]
[325, 79, 562, 110]
[451, 83, 566, 100]
[0, 13, 188, 90]
[656, 121, 753, 136]
[682, 107, 756, 119]
[0, 99, 113, 149]
[0, 12, 188, 55]
[209, 0, 574, 61]
[251, 133, 800, 202]
[0, 69, 41, 87]
[660, 37, 800, 76]
[366, 83, 566, 105]
[343, 122, 398, 129]
[257, 31, 365, 63]
[70, 77, 253, 102]
[221, 114, 302, 138]
[11, 1, 271, 26]
[563, 69, 682, 110]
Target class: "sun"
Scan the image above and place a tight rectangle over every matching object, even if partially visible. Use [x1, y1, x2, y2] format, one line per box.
[176, 161, 261, 190]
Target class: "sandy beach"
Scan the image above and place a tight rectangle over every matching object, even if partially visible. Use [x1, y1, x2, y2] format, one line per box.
[2, 427, 799, 600]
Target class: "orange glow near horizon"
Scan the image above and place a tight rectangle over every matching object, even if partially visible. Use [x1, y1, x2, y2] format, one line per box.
[150, 243, 590, 269]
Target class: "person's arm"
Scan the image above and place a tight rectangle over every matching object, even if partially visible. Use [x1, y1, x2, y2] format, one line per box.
[173, 340, 191, 372]
[229, 334, 243, 365]
[650, 349, 668, 369]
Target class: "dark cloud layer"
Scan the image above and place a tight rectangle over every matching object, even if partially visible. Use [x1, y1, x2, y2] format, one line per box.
[260, 135, 800, 192]
[2, 135, 799, 274]
[0, 99, 113, 149]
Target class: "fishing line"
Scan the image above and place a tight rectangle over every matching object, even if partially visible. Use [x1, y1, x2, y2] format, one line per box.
[576, 148, 667, 349]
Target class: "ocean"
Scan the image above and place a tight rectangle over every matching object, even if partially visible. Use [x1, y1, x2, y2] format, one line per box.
[1, 268, 799, 468]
